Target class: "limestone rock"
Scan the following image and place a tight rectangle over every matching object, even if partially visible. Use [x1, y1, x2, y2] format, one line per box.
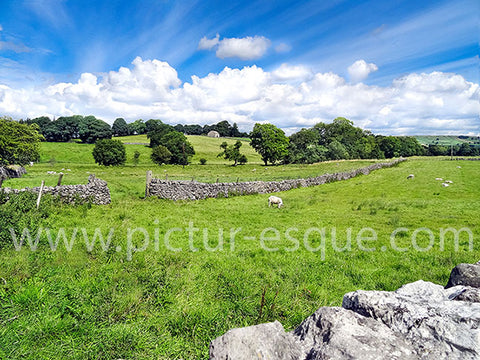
[445, 263, 480, 289]
[293, 307, 417, 359]
[209, 321, 302, 360]
[342, 280, 480, 359]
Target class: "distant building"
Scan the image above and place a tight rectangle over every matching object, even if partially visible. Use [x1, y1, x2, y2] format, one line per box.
[207, 130, 220, 138]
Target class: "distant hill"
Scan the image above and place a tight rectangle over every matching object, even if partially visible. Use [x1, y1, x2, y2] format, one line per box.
[414, 135, 480, 147]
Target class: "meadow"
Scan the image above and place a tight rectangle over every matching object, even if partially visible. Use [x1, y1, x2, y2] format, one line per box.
[0, 136, 479, 359]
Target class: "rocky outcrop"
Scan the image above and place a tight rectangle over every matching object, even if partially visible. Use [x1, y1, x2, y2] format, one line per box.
[209, 262, 480, 359]
[148, 159, 406, 200]
[0, 165, 26, 179]
[0, 174, 111, 205]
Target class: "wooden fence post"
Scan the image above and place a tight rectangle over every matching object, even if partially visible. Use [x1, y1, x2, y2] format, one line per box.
[145, 170, 152, 198]
[36, 180, 45, 209]
[57, 173, 64, 186]
[0, 177, 3, 188]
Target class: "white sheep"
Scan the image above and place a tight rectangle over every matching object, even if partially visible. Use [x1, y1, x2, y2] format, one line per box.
[442, 183, 449, 187]
[435, 178, 443, 181]
[268, 195, 283, 208]
[407, 174, 415, 179]
[445, 180, 453, 184]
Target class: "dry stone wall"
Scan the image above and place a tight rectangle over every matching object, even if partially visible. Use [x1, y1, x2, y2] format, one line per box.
[1, 174, 111, 205]
[147, 158, 406, 200]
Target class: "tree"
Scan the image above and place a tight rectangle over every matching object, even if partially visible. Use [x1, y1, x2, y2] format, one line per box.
[160, 131, 195, 165]
[327, 140, 350, 160]
[0, 117, 44, 165]
[92, 139, 126, 166]
[250, 123, 289, 165]
[23, 116, 52, 135]
[78, 116, 112, 143]
[287, 128, 327, 163]
[147, 121, 175, 148]
[151, 145, 172, 165]
[217, 140, 248, 166]
[43, 115, 81, 142]
[128, 119, 146, 135]
[112, 118, 130, 136]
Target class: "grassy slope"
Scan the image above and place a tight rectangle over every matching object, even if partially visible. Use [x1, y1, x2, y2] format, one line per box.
[414, 135, 480, 146]
[0, 137, 479, 359]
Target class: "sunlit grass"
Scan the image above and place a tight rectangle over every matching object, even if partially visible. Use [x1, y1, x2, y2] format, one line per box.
[0, 137, 478, 359]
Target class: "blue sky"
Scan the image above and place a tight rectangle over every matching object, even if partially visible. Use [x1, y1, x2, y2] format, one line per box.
[0, 0, 478, 135]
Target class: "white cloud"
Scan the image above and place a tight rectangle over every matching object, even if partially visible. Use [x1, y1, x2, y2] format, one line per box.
[271, 63, 313, 82]
[216, 36, 270, 60]
[348, 60, 378, 83]
[0, 57, 478, 135]
[198, 34, 271, 60]
[197, 34, 220, 50]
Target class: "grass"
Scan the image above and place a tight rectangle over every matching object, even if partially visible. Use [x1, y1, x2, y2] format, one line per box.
[0, 137, 479, 359]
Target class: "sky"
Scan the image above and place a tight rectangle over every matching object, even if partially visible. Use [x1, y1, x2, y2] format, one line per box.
[0, 0, 478, 135]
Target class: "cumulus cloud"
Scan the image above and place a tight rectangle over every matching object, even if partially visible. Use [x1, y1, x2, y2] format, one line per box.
[0, 57, 478, 135]
[198, 34, 271, 60]
[348, 59, 378, 83]
[271, 63, 313, 82]
[197, 34, 220, 50]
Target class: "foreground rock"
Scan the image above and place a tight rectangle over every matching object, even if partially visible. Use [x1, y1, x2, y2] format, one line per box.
[446, 263, 480, 288]
[209, 321, 302, 360]
[343, 280, 480, 359]
[209, 262, 480, 359]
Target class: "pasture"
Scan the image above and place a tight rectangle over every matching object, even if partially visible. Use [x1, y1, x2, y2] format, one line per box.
[0, 136, 478, 359]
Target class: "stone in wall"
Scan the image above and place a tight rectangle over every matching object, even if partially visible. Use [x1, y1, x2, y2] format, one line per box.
[0, 165, 27, 179]
[209, 261, 480, 360]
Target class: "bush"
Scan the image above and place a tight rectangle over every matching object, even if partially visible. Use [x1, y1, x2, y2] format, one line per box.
[199, 158, 207, 165]
[0, 191, 54, 249]
[132, 150, 141, 166]
[151, 145, 172, 165]
[92, 139, 126, 166]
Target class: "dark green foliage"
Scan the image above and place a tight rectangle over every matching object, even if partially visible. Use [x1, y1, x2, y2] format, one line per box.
[132, 150, 141, 166]
[199, 158, 207, 165]
[22, 116, 52, 135]
[217, 140, 248, 166]
[112, 118, 130, 136]
[43, 115, 81, 142]
[287, 128, 328, 164]
[147, 120, 175, 148]
[161, 132, 195, 165]
[250, 123, 289, 165]
[92, 139, 126, 166]
[151, 145, 172, 165]
[78, 116, 112, 143]
[128, 119, 146, 135]
[0, 117, 44, 165]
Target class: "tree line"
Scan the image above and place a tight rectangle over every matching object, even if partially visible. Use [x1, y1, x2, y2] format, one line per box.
[21, 116, 248, 143]
[2, 114, 479, 168]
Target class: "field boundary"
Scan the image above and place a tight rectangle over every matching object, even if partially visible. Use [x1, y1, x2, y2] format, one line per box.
[146, 158, 406, 200]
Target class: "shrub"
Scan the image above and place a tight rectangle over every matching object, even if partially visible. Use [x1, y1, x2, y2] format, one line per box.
[0, 191, 54, 249]
[92, 139, 126, 166]
[132, 151, 141, 166]
[199, 158, 207, 165]
[151, 145, 172, 165]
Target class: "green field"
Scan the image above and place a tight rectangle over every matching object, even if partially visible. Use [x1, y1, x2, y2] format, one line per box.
[0, 136, 479, 359]
[414, 135, 480, 146]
